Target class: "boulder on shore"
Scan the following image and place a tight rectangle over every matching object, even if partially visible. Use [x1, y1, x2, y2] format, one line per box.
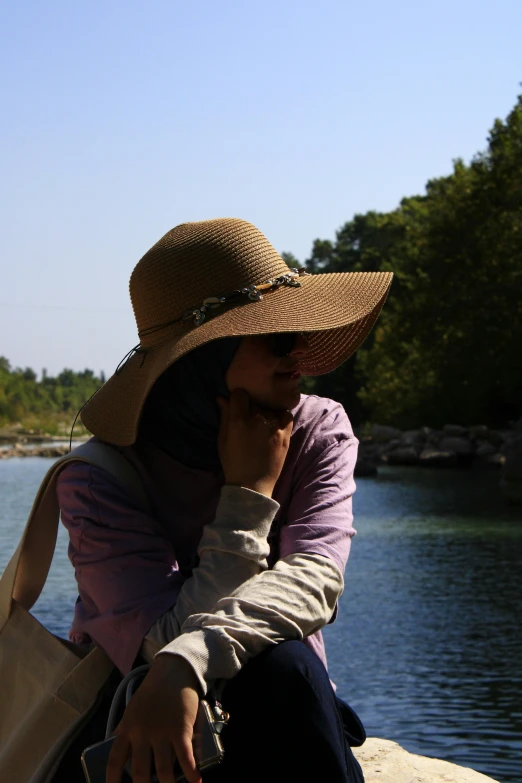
[370, 425, 402, 443]
[438, 436, 473, 456]
[354, 737, 499, 783]
[443, 424, 468, 437]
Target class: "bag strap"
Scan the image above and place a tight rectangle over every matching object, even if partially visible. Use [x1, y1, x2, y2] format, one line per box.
[0, 441, 151, 631]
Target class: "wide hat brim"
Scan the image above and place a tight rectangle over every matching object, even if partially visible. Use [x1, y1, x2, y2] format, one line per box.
[81, 270, 393, 445]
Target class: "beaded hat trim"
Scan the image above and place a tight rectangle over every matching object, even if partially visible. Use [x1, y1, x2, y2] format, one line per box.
[139, 268, 310, 336]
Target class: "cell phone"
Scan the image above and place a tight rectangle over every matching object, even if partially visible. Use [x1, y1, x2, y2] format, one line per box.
[81, 699, 226, 783]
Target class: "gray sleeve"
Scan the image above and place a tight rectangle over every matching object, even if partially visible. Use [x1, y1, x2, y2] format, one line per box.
[142, 484, 279, 657]
[154, 552, 342, 694]
[141, 486, 344, 695]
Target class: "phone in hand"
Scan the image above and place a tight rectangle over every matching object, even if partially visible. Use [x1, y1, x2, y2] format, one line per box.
[81, 699, 226, 783]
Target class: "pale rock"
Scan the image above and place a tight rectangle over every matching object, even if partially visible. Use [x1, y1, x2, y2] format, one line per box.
[438, 437, 473, 456]
[474, 449, 505, 470]
[354, 737, 499, 783]
[486, 453, 505, 468]
[419, 449, 458, 467]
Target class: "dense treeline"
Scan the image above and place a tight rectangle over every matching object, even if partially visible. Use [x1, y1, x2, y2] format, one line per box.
[296, 93, 522, 429]
[0, 357, 104, 433]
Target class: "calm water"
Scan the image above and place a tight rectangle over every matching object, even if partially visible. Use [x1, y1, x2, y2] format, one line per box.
[1, 458, 521, 782]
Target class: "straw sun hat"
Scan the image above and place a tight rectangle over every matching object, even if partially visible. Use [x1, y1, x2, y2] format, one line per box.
[81, 218, 393, 445]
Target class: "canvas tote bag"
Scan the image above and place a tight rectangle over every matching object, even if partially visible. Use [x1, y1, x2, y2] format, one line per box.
[0, 441, 150, 783]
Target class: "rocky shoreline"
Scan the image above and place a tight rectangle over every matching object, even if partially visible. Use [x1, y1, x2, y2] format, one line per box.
[2, 421, 522, 504]
[0, 443, 75, 459]
[354, 422, 522, 504]
[355, 423, 509, 473]
[0, 433, 87, 459]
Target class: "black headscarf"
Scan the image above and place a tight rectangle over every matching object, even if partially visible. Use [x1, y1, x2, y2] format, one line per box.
[139, 337, 242, 471]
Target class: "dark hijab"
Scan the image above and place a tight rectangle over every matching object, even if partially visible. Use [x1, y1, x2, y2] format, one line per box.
[139, 337, 242, 471]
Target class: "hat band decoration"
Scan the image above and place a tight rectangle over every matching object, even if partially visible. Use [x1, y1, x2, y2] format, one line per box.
[138, 268, 311, 336]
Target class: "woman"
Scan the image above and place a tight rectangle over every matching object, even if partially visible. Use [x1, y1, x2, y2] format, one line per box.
[56, 218, 393, 782]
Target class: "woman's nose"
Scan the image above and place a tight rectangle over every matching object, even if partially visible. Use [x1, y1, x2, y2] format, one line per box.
[290, 332, 311, 356]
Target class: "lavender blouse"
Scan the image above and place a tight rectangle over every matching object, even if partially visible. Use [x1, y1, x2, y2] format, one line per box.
[57, 394, 359, 674]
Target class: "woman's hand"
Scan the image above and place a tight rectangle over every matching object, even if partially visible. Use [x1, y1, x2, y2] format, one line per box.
[217, 388, 293, 498]
[107, 655, 202, 783]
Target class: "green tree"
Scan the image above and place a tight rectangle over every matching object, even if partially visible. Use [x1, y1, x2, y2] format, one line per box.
[303, 93, 522, 429]
[0, 361, 104, 432]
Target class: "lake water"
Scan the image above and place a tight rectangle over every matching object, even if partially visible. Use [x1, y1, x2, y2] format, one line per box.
[1, 457, 521, 782]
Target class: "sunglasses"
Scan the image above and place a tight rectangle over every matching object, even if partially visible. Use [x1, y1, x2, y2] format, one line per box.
[268, 332, 308, 357]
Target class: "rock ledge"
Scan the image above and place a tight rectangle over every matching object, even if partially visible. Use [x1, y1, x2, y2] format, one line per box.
[353, 738, 499, 782]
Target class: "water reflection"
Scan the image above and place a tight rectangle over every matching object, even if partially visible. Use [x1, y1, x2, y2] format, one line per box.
[325, 466, 522, 782]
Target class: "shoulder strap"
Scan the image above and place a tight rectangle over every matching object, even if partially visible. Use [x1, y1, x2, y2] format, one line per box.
[71, 442, 151, 512]
[0, 441, 151, 631]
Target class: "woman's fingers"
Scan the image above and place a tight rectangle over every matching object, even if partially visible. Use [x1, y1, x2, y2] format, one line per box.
[105, 659, 201, 783]
[228, 388, 290, 430]
[130, 739, 153, 783]
[250, 402, 292, 431]
[151, 740, 176, 783]
[106, 734, 131, 783]
[217, 388, 293, 496]
[173, 732, 202, 783]
[221, 389, 292, 431]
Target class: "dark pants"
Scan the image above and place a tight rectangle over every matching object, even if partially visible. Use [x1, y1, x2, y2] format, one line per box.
[205, 640, 365, 783]
[54, 640, 365, 782]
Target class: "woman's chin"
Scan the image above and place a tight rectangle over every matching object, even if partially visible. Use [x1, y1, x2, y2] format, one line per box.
[249, 388, 301, 412]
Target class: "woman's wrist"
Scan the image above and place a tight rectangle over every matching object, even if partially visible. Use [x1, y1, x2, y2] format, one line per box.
[216, 484, 280, 528]
[151, 651, 203, 697]
[226, 480, 273, 497]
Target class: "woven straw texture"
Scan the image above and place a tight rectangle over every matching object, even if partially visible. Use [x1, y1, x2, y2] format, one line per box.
[81, 218, 393, 445]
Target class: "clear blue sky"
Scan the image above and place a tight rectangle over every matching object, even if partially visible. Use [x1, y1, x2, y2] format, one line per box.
[1, 0, 521, 376]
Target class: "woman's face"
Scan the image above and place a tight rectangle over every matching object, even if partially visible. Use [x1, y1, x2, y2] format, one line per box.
[226, 333, 311, 410]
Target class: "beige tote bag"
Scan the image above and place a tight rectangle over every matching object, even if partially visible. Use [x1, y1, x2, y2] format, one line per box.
[0, 441, 150, 783]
